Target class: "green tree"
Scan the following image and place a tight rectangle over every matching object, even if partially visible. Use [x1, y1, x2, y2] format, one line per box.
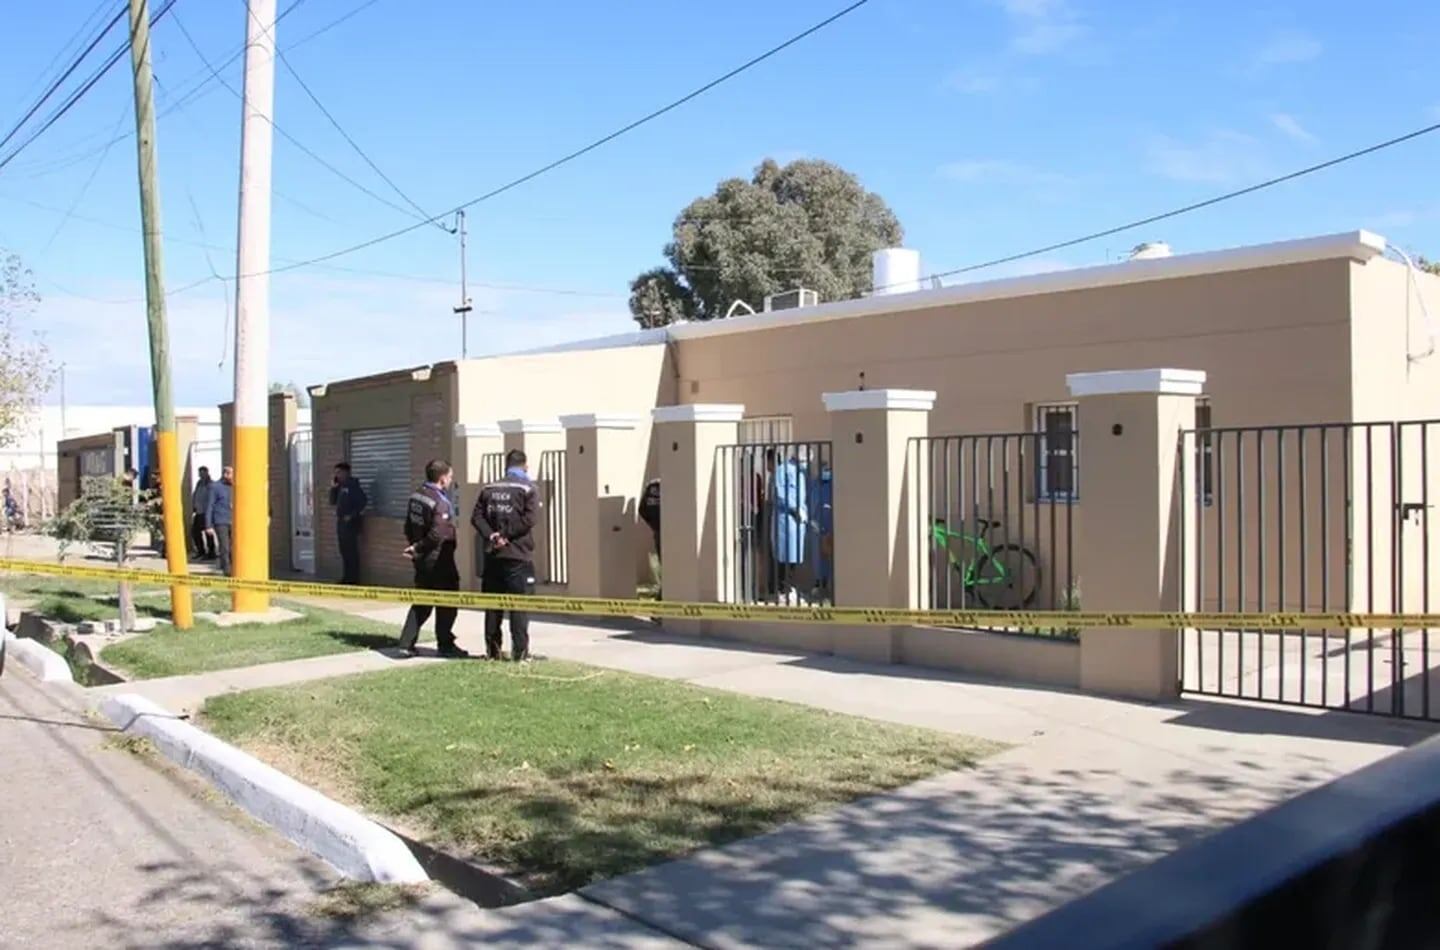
[629, 158, 904, 326]
[1419, 255, 1440, 276]
[0, 250, 57, 444]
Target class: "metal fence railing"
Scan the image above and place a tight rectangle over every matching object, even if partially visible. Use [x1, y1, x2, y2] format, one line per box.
[537, 449, 568, 586]
[1180, 420, 1440, 721]
[909, 432, 1079, 638]
[717, 440, 834, 606]
[479, 452, 505, 485]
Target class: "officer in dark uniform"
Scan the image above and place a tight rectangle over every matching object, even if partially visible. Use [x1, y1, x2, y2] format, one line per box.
[471, 449, 538, 660]
[639, 477, 661, 559]
[397, 459, 469, 658]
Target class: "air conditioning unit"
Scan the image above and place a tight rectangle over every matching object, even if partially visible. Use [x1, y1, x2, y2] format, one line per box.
[762, 288, 819, 312]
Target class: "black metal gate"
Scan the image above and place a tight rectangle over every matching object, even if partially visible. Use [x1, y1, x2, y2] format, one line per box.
[909, 431, 1079, 638]
[717, 440, 834, 606]
[1179, 420, 1440, 720]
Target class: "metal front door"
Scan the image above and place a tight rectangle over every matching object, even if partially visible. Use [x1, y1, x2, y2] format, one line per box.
[289, 431, 315, 574]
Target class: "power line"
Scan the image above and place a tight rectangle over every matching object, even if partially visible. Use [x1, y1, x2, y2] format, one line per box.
[245, 0, 877, 279]
[233, 0, 443, 230]
[0, 0, 180, 173]
[11, 0, 115, 118]
[903, 119, 1440, 291]
[0, 2, 128, 155]
[1, 0, 333, 179]
[168, 8, 434, 226]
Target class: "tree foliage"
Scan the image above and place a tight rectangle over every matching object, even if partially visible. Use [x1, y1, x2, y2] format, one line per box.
[629, 159, 903, 327]
[0, 250, 57, 446]
[46, 477, 158, 629]
[1419, 255, 1440, 276]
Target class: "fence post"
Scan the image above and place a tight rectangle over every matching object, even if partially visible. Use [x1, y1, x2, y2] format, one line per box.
[824, 389, 936, 663]
[560, 414, 641, 598]
[452, 422, 502, 590]
[1069, 368, 1204, 701]
[653, 405, 744, 634]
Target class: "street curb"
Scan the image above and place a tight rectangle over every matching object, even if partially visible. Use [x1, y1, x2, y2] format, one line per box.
[96, 692, 429, 884]
[3, 630, 74, 684]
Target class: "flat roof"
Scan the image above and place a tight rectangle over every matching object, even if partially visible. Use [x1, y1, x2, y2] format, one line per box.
[510, 229, 1388, 358]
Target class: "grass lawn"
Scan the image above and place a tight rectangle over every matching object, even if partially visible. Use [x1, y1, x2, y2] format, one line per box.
[204, 661, 999, 895]
[98, 606, 398, 679]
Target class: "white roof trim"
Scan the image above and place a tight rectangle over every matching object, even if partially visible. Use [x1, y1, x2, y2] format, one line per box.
[497, 419, 562, 435]
[454, 422, 501, 439]
[1067, 368, 1207, 397]
[559, 413, 641, 430]
[651, 404, 745, 424]
[505, 231, 1387, 357]
[823, 389, 937, 412]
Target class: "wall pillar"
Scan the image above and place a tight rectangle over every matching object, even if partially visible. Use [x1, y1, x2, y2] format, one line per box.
[653, 405, 743, 632]
[824, 390, 936, 664]
[561, 414, 642, 598]
[452, 422, 502, 589]
[1070, 368, 1204, 701]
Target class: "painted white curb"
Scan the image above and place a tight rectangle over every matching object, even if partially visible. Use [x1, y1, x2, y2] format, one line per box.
[3, 631, 75, 684]
[98, 693, 428, 884]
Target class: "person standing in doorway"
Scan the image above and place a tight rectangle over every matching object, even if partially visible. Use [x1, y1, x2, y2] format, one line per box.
[397, 460, 468, 658]
[329, 462, 368, 584]
[191, 466, 216, 560]
[206, 466, 235, 576]
[471, 449, 538, 661]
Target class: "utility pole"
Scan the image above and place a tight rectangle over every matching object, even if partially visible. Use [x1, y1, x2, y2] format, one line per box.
[452, 210, 473, 358]
[126, 0, 192, 628]
[232, 0, 276, 612]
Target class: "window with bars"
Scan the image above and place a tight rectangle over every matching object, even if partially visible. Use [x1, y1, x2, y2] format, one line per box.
[1035, 403, 1078, 501]
[1196, 398, 1213, 506]
[738, 415, 794, 445]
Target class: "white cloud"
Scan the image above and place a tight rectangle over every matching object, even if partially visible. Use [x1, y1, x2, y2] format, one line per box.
[997, 0, 1086, 55]
[1144, 131, 1270, 185]
[1250, 30, 1323, 69]
[1269, 112, 1317, 144]
[938, 159, 1072, 187]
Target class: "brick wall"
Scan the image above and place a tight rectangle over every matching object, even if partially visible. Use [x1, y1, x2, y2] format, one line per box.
[313, 407, 342, 582]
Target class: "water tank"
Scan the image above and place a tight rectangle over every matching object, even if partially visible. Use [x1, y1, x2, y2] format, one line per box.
[1129, 242, 1173, 260]
[872, 248, 922, 295]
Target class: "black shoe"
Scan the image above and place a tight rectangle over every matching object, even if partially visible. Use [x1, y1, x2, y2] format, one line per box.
[438, 645, 471, 659]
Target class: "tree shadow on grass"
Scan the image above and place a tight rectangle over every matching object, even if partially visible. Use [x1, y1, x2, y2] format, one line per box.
[319, 628, 395, 651]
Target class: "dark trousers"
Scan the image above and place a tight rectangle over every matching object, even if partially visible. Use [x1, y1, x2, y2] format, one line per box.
[214, 524, 233, 575]
[483, 557, 533, 659]
[337, 523, 361, 584]
[399, 552, 460, 651]
[191, 514, 215, 559]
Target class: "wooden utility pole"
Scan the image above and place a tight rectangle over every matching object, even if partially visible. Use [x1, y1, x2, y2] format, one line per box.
[126, 0, 192, 628]
[232, 0, 277, 612]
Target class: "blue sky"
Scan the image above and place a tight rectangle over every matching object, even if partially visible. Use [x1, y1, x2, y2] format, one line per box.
[1, 0, 1437, 405]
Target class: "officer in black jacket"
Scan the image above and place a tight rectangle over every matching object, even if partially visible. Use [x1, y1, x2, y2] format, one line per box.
[471, 449, 538, 660]
[397, 459, 469, 658]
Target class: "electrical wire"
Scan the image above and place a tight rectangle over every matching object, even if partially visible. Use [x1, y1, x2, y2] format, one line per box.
[231, 0, 443, 229]
[0, 0, 179, 173]
[10, 0, 116, 122]
[0, 1, 127, 154]
[238, 0, 877, 279]
[0, 0, 328, 179]
[36, 99, 131, 257]
[891, 119, 1440, 293]
[168, 8, 434, 226]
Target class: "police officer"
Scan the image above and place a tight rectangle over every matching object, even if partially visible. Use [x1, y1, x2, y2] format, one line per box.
[471, 448, 538, 661]
[397, 459, 469, 658]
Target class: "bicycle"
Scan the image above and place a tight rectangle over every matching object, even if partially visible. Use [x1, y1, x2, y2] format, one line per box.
[930, 517, 1040, 609]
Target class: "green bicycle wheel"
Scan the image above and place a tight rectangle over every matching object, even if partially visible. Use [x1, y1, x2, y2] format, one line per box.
[974, 543, 1040, 609]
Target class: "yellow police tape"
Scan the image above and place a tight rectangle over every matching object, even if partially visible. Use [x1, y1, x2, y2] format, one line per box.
[1, 557, 1436, 631]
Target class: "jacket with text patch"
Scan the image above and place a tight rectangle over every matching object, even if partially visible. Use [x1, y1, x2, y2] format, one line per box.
[404, 483, 456, 566]
[470, 476, 537, 562]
